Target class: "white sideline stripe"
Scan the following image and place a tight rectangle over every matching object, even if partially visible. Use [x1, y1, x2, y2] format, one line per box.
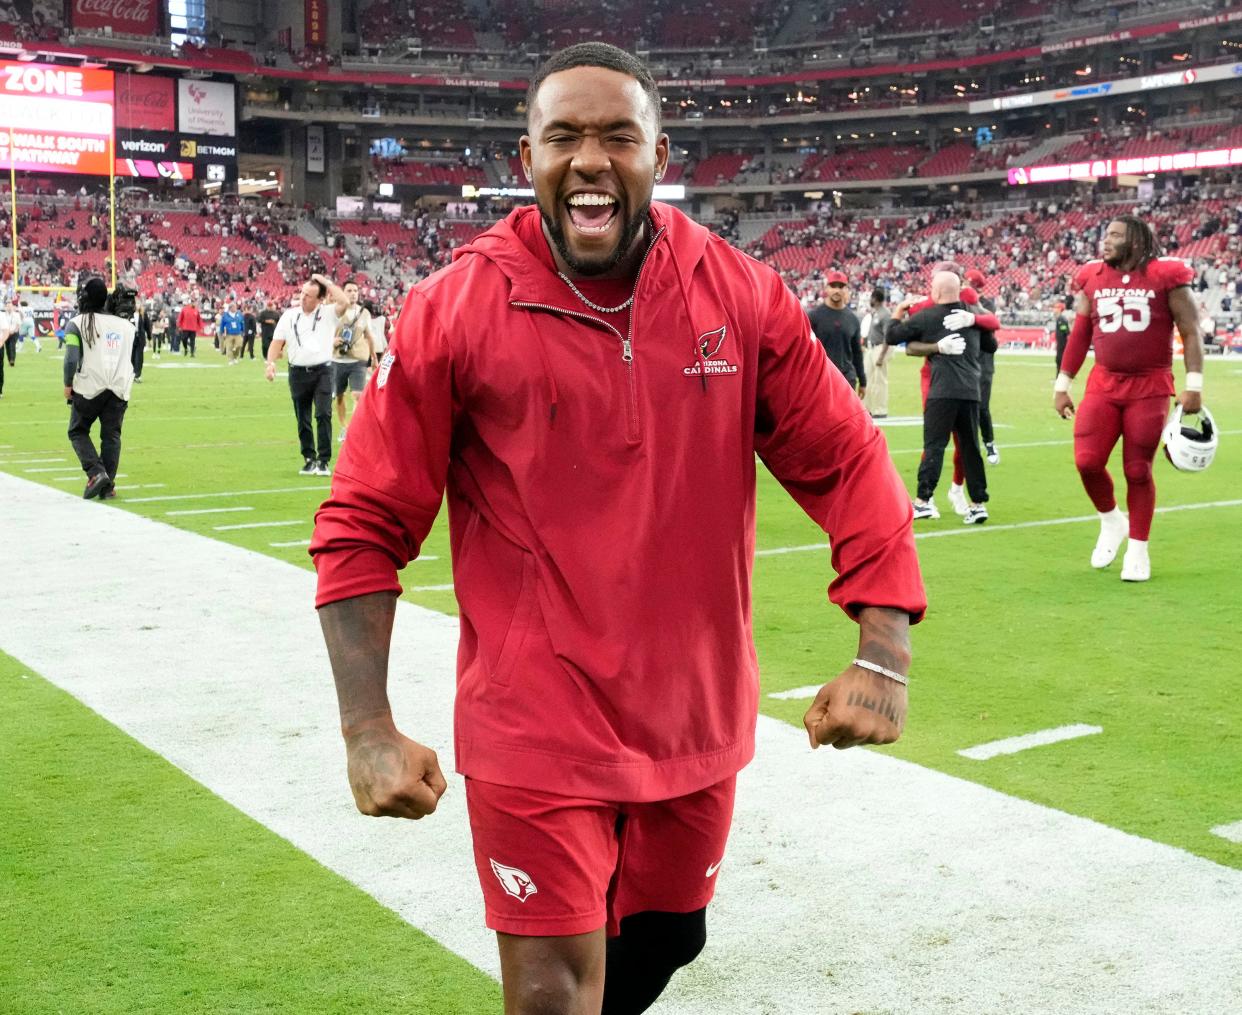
[407, 583, 456, 592]
[126, 485, 329, 504]
[114, 484, 166, 491]
[52, 473, 128, 482]
[2, 471, 1240, 1015]
[213, 519, 305, 531]
[24, 466, 84, 473]
[0, 456, 66, 464]
[1212, 821, 1242, 844]
[269, 539, 311, 548]
[958, 724, 1104, 761]
[756, 499, 1242, 557]
[167, 506, 255, 517]
[767, 685, 822, 700]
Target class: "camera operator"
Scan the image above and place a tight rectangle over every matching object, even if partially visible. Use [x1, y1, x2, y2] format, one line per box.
[64, 278, 138, 500]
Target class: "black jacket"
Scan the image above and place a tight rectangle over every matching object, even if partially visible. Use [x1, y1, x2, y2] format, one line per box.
[888, 301, 997, 400]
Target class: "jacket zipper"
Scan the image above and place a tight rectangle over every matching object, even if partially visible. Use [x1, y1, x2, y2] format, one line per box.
[512, 225, 666, 445]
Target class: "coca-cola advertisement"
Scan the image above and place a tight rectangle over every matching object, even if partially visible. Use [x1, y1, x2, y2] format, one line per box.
[115, 74, 174, 132]
[70, 0, 161, 37]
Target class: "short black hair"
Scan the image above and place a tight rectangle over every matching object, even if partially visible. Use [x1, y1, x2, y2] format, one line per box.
[309, 279, 327, 298]
[343, 277, 358, 288]
[527, 43, 661, 130]
[871, 288, 887, 304]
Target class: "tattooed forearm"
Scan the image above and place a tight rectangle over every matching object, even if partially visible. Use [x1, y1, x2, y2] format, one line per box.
[346, 728, 408, 790]
[856, 606, 912, 675]
[847, 687, 905, 729]
[319, 591, 400, 731]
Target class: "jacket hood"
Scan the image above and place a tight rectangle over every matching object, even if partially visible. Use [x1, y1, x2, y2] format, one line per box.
[451, 201, 711, 305]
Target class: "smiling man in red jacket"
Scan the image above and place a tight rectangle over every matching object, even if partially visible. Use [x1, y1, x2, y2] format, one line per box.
[311, 43, 926, 1015]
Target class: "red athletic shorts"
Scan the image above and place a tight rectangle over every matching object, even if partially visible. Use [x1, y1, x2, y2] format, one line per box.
[465, 775, 736, 937]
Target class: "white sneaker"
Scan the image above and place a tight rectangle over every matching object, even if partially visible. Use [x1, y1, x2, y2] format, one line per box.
[985, 442, 1000, 465]
[1120, 541, 1150, 582]
[947, 483, 968, 517]
[1091, 511, 1128, 569]
[912, 498, 940, 520]
[963, 503, 989, 525]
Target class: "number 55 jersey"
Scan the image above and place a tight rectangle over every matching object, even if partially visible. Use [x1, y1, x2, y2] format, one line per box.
[1071, 256, 1193, 382]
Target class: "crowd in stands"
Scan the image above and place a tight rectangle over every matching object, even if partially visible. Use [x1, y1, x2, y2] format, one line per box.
[12, 176, 1242, 352]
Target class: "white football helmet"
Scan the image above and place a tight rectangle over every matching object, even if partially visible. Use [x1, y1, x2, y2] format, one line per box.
[1163, 404, 1218, 472]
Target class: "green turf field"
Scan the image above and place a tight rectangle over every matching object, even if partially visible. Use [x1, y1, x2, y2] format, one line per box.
[1, 340, 1240, 1010]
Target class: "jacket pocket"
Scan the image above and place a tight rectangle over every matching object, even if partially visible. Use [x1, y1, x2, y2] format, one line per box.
[490, 551, 537, 687]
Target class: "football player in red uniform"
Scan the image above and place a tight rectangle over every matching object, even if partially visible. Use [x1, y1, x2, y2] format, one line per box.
[1054, 215, 1204, 581]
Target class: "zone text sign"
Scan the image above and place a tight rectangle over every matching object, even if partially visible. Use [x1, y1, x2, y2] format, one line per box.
[0, 61, 114, 176]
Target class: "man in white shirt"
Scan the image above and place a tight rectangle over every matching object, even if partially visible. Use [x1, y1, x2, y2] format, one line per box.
[265, 273, 349, 476]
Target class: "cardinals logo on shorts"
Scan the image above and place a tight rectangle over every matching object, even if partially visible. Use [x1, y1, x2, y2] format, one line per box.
[684, 325, 739, 377]
[490, 859, 538, 902]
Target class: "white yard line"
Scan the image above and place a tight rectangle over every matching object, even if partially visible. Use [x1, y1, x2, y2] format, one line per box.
[2, 472, 1240, 1015]
[51, 473, 128, 483]
[24, 466, 87, 473]
[1212, 821, 1242, 844]
[213, 519, 305, 531]
[269, 539, 311, 548]
[756, 499, 1242, 557]
[114, 484, 167, 491]
[126, 486, 329, 504]
[958, 724, 1104, 761]
[407, 583, 456, 592]
[0, 456, 66, 464]
[167, 506, 255, 517]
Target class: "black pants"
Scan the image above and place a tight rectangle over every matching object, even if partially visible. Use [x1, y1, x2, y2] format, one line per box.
[4, 334, 15, 366]
[0, 346, 5, 394]
[152, 331, 164, 354]
[241, 333, 256, 359]
[179, 330, 196, 356]
[919, 397, 987, 503]
[261, 334, 273, 361]
[1055, 335, 1067, 373]
[132, 336, 146, 379]
[289, 364, 333, 465]
[978, 370, 994, 444]
[68, 389, 128, 480]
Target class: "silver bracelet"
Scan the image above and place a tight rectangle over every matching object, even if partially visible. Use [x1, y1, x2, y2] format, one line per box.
[852, 657, 909, 686]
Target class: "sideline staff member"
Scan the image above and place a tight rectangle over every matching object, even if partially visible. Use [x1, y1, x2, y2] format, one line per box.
[63, 277, 137, 500]
[266, 274, 348, 476]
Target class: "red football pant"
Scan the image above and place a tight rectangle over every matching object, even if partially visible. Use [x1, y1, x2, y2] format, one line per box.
[1072, 393, 1168, 540]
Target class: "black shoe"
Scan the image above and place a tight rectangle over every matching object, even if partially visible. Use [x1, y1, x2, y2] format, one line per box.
[84, 472, 112, 499]
[298, 459, 316, 476]
[103, 487, 118, 499]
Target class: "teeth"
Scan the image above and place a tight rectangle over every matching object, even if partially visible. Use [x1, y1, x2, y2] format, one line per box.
[567, 193, 616, 207]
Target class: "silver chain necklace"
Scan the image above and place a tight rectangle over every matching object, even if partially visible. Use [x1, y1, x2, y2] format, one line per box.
[557, 272, 633, 314]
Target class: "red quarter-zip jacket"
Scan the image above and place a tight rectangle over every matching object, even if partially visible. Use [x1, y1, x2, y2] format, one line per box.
[311, 202, 926, 802]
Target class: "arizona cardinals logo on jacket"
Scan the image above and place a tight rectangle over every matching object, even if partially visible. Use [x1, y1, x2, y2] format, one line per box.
[490, 859, 538, 902]
[684, 325, 739, 376]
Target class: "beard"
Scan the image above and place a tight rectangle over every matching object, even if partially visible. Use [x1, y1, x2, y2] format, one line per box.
[1103, 241, 1130, 267]
[539, 197, 650, 277]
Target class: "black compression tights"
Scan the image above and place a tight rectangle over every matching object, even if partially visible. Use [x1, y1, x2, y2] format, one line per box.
[601, 908, 707, 1015]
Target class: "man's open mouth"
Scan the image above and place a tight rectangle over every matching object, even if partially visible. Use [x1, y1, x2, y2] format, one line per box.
[565, 192, 619, 235]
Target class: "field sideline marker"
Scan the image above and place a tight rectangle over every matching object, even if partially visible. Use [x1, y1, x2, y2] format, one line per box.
[126, 486, 329, 504]
[270, 539, 311, 548]
[1211, 821, 1242, 844]
[168, 506, 255, 517]
[958, 724, 1103, 761]
[756, 499, 1242, 557]
[213, 520, 306, 531]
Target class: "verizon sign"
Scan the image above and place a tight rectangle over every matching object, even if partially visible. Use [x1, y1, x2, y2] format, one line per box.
[178, 78, 236, 137]
[71, 0, 162, 36]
